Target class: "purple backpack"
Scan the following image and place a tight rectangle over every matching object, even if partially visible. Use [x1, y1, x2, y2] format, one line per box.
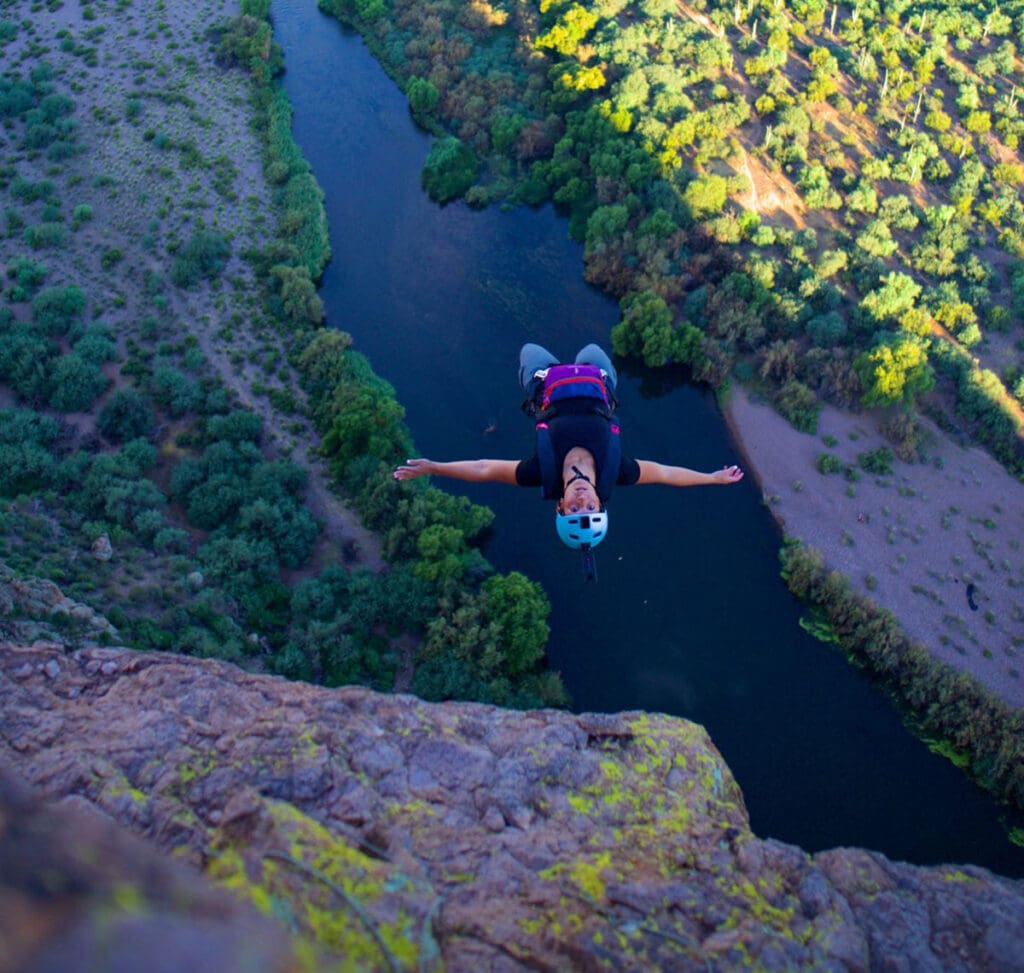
[540, 363, 610, 411]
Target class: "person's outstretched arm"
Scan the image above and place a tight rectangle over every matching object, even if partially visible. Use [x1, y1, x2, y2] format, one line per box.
[393, 458, 520, 484]
[636, 461, 743, 487]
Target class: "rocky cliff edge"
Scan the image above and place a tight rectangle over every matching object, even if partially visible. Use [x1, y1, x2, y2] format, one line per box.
[2, 642, 1023, 972]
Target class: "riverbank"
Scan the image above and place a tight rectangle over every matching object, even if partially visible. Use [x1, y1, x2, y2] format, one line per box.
[724, 384, 1024, 710]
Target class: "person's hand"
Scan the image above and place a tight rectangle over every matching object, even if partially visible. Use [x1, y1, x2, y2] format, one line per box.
[715, 464, 743, 484]
[393, 458, 434, 481]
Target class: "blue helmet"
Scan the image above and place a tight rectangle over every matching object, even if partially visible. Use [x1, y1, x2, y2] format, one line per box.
[555, 509, 608, 549]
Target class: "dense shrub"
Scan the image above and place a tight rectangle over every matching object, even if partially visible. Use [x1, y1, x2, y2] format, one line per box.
[23, 222, 65, 249]
[858, 447, 894, 475]
[32, 286, 86, 335]
[77, 439, 165, 530]
[169, 230, 231, 288]
[0, 322, 56, 401]
[48, 353, 109, 412]
[815, 452, 845, 474]
[0, 408, 59, 496]
[775, 380, 820, 433]
[98, 388, 156, 443]
[151, 365, 203, 416]
[421, 136, 477, 203]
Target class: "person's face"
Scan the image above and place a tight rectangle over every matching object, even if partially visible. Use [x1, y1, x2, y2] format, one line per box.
[558, 477, 600, 515]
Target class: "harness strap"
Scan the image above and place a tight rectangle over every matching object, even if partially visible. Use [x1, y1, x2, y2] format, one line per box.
[597, 424, 621, 501]
[565, 465, 592, 488]
[536, 422, 560, 501]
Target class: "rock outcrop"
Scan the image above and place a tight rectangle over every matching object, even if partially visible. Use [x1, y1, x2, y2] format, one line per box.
[2, 642, 1023, 972]
[0, 559, 118, 645]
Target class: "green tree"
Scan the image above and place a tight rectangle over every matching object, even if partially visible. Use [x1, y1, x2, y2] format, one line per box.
[481, 572, 550, 676]
[236, 497, 319, 568]
[200, 534, 278, 597]
[268, 263, 323, 325]
[0, 408, 58, 496]
[535, 4, 598, 56]
[32, 285, 86, 335]
[207, 409, 263, 444]
[183, 473, 247, 530]
[856, 338, 934, 407]
[682, 173, 728, 220]
[79, 440, 164, 528]
[421, 136, 477, 203]
[798, 162, 841, 209]
[860, 272, 922, 324]
[321, 382, 408, 477]
[611, 290, 674, 367]
[805, 311, 847, 346]
[585, 204, 629, 248]
[48, 353, 108, 412]
[911, 207, 969, 278]
[406, 76, 439, 118]
[152, 365, 202, 416]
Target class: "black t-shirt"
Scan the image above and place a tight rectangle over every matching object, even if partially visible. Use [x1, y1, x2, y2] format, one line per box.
[515, 402, 641, 496]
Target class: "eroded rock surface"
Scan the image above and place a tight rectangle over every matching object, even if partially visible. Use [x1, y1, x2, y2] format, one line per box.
[2, 643, 1023, 972]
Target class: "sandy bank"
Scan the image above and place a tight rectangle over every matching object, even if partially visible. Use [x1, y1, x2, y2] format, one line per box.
[724, 385, 1024, 709]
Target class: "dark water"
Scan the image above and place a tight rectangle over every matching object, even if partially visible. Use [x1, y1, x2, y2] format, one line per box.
[271, 0, 1024, 876]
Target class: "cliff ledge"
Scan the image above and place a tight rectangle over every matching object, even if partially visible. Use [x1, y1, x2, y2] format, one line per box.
[2, 643, 1023, 972]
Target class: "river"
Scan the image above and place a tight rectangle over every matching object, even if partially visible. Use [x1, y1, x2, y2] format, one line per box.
[271, 0, 1024, 876]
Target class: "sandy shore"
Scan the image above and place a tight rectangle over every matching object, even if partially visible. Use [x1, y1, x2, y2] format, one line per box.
[725, 385, 1024, 709]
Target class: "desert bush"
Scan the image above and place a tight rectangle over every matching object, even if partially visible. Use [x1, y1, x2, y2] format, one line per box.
[880, 412, 929, 463]
[73, 327, 117, 364]
[8, 256, 47, 294]
[815, 452, 845, 474]
[98, 388, 156, 443]
[70, 204, 93, 229]
[49, 353, 109, 412]
[0, 408, 59, 496]
[169, 230, 231, 288]
[775, 380, 820, 433]
[23, 222, 65, 249]
[858, 446, 894, 475]
[32, 285, 86, 334]
[151, 364, 203, 416]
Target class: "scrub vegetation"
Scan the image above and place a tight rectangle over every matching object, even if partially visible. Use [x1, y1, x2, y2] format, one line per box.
[0, 0, 564, 710]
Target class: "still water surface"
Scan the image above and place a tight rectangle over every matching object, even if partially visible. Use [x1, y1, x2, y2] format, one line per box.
[272, 0, 1024, 876]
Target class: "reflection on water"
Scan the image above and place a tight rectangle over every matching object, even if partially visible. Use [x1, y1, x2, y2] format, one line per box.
[271, 0, 1024, 876]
